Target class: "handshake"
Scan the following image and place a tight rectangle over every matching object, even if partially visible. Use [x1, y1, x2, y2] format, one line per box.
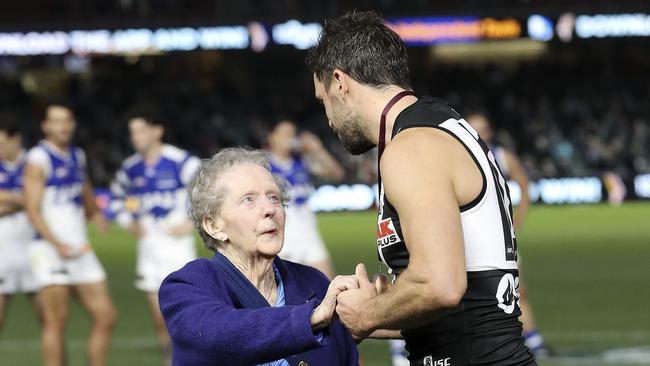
[310, 263, 393, 341]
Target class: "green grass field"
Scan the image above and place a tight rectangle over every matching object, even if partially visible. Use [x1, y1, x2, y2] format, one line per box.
[1, 203, 649, 365]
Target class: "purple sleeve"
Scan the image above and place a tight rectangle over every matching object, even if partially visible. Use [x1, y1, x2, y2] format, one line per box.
[159, 264, 325, 366]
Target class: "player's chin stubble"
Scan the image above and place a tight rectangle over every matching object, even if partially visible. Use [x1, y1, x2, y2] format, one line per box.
[339, 119, 375, 155]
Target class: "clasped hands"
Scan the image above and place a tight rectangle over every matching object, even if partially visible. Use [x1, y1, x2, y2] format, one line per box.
[311, 263, 390, 340]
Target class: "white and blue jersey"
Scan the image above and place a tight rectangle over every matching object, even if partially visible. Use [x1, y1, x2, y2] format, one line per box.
[0, 150, 38, 293]
[269, 155, 313, 207]
[111, 144, 199, 292]
[111, 144, 200, 238]
[26, 141, 88, 249]
[270, 154, 329, 265]
[0, 150, 34, 258]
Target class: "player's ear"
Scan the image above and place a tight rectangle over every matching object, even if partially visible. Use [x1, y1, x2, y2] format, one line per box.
[332, 69, 350, 96]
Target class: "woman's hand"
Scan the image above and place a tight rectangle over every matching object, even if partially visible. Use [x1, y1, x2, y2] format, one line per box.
[310, 275, 359, 330]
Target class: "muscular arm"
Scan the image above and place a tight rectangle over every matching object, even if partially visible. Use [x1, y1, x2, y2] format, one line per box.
[339, 130, 469, 335]
[504, 150, 530, 231]
[23, 163, 64, 247]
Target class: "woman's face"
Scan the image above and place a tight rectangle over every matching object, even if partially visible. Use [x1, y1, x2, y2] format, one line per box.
[216, 163, 285, 258]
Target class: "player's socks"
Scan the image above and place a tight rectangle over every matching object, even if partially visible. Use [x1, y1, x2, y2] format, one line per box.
[389, 339, 409, 366]
[524, 329, 549, 357]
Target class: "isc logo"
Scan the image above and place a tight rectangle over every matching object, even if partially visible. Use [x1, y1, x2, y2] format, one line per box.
[423, 356, 451, 366]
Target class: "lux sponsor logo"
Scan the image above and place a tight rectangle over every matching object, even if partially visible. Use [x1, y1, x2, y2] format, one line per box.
[424, 356, 451, 366]
[376, 218, 401, 248]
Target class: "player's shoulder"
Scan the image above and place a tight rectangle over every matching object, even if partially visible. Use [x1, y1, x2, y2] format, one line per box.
[396, 96, 461, 130]
[121, 153, 143, 171]
[160, 144, 190, 163]
[72, 146, 86, 162]
[25, 144, 49, 164]
[385, 126, 454, 165]
[26, 143, 46, 156]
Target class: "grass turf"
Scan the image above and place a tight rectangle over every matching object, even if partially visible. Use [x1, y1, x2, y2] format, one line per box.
[1, 202, 649, 365]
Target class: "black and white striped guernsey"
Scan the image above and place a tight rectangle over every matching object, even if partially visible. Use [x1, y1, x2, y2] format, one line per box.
[376, 96, 537, 366]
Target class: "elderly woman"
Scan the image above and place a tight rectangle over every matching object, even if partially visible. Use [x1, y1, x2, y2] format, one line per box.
[158, 147, 359, 366]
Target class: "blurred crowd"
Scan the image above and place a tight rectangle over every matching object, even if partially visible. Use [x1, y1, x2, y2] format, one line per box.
[1, 47, 648, 187]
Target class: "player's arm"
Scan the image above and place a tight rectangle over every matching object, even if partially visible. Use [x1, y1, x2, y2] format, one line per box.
[81, 161, 108, 233]
[336, 130, 467, 335]
[167, 155, 201, 237]
[110, 167, 145, 237]
[504, 149, 529, 230]
[301, 131, 345, 182]
[0, 189, 23, 215]
[23, 163, 74, 256]
[82, 180, 99, 219]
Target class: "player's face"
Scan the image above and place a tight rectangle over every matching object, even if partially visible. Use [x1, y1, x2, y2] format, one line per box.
[129, 118, 163, 153]
[467, 115, 494, 142]
[0, 131, 20, 160]
[42, 106, 76, 146]
[215, 164, 285, 258]
[268, 121, 296, 155]
[313, 74, 374, 155]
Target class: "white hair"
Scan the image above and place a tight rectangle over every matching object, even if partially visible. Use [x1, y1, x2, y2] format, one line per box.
[187, 147, 290, 251]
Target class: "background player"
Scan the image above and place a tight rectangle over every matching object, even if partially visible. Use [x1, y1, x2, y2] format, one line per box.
[110, 106, 199, 362]
[0, 117, 40, 333]
[23, 102, 117, 366]
[266, 118, 344, 278]
[466, 112, 549, 357]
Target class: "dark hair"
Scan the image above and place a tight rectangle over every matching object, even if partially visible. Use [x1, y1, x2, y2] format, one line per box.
[306, 10, 412, 90]
[127, 103, 166, 128]
[267, 115, 296, 133]
[0, 114, 20, 137]
[38, 100, 73, 121]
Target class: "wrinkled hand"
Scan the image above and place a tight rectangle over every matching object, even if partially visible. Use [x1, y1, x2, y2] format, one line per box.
[311, 275, 359, 330]
[336, 263, 379, 339]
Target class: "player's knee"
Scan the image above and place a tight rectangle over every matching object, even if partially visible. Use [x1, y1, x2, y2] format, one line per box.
[42, 313, 67, 330]
[94, 306, 118, 329]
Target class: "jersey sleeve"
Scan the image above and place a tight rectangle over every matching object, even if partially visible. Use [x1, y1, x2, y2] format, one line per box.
[25, 147, 51, 180]
[110, 166, 134, 228]
[180, 155, 201, 186]
[75, 148, 87, 170]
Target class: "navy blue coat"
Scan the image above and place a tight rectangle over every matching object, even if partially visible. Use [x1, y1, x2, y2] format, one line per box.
[159, 255, 359, 366]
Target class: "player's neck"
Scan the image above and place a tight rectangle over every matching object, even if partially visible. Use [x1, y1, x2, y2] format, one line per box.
[359, 86, 418, 145]
[143, 143, 163, 164]
[270, 148, 291, 163]
[45, 138, 70, 153]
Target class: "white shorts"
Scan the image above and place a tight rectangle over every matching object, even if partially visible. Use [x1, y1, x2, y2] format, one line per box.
[0, 266, 39, 294]
[29, 240, 107, 287]
[279, 204, 330, 265]
[136, 235, 196, 293]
